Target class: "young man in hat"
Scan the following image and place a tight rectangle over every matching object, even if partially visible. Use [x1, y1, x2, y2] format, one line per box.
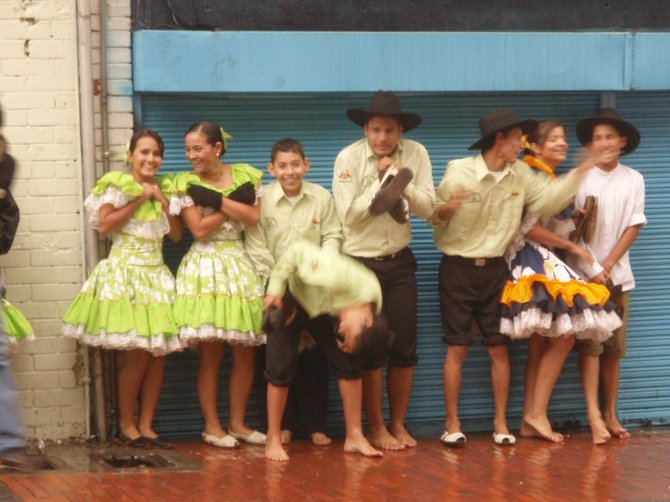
[569, 108, 646, 443]
[430, 108, 594, 447]
[332, 91, 436, 450]
[262, 240, 392, 461]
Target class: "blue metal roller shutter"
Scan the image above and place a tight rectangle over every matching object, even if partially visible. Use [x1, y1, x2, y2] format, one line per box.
[140, 91, 669, 438]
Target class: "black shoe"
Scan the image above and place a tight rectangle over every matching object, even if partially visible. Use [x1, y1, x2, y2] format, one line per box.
[0, 449, 51, 472]
[370, 167, 413, 215]
[387, 198, 409, 224]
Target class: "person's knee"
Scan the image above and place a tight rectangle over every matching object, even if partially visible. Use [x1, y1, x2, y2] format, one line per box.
[486, 343, 509, 362]
[445, 344, 468, 365]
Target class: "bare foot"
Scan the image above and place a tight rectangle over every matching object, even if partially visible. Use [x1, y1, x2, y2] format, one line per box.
[604, 416, 630, 439]
[280, 429, 293, 445]
[589, 415, 612, 445]
[522, 417, 564, 443]
[310, 432, 332, 446]
[389, 423, 417, 448]
[519, 421, 541, 438]
[265, 437, 289, 462]
[368, 424, 405, 450]
[344, 435, 383, 458]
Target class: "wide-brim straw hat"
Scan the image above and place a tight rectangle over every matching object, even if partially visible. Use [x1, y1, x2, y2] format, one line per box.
[575, 107, 640, 155]
[469, 108, 538, 151]
[346, 91, 422, 132]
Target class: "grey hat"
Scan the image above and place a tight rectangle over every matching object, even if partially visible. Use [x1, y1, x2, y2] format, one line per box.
[469, 108, 538, 151]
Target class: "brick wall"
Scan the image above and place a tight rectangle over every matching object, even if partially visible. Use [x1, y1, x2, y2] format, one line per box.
[0, 0, 133, 439]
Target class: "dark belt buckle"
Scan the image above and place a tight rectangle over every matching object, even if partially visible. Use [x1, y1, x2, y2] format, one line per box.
[474, 258, 486, 267]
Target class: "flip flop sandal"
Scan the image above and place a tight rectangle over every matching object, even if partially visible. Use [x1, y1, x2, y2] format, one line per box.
[440, 430, 467, 447]
[492, 432, 517, 446]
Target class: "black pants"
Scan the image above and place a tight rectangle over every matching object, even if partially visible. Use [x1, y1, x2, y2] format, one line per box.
[281, 343, 329, 436]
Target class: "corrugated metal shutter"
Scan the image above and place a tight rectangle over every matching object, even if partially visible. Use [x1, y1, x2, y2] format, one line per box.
[140, 91, 669, 438]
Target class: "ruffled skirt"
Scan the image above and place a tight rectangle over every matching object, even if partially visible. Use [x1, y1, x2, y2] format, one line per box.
[3, 298, 35, 352]
[61, 251, 181, 356]
[173, 239, 265, 346]
[500, 241, 622, 341]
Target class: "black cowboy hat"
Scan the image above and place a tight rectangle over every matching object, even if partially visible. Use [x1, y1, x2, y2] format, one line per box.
[346, 91, 422, 132]
[469, 108, 538, 151]
[575, 108, 640, 155]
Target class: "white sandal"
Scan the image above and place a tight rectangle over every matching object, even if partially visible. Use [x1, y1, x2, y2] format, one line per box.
[440, 430, 467, 447]
[492, 432, 517, 446]
[202, 432, 239, 448]
[229, 430, 267, 445]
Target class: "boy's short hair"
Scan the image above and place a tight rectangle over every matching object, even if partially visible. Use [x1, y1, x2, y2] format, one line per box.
[271, 138, 305, 163]
[355, 313, 395, 358]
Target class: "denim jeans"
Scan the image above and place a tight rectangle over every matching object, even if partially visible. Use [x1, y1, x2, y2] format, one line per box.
[0, 324, 25, 452]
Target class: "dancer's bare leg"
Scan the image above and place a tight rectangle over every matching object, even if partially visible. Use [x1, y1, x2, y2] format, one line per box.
[118, 350, 151, 439]
[580, 353, 611, 445]
[519, 334, 547, 438]
[265, 383, 290, 461]
[363, 368, 404, 450]
[487, 344, 511, 436]
[197, 341, 228, 437]
[523, 336, 574, 442]
[341, 378, 383, 457]
[600, 355, 630, 439]
[388, 366, 416, 447]
[138, 355, 166, 438]
[443, 345, 468, 434]
[228, 345, 257, 437]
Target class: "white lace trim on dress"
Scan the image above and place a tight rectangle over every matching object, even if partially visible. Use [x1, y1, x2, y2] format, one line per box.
[501, 309, 622, 342]
[62, 324, 184, 356]
[179, 325, 266, 347]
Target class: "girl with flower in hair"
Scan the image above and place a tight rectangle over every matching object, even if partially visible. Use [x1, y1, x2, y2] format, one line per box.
[500, 121, 621, 444]
[171, 121, 265, 448]
[62, 129, 183, 448]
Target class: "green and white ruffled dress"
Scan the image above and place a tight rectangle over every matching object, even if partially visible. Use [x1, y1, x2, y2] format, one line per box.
[2, 296, 34, 353]
[171, 164, 266, 346]
[61, 171, 182, 355]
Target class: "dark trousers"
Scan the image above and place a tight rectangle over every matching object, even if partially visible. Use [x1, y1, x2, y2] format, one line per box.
[281, 344, 329, 436]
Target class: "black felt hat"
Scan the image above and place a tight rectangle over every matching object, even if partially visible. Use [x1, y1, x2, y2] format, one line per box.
[468, 108, 538, 151]
[575, 108, 640, 155]
[346, 91, 422, 132]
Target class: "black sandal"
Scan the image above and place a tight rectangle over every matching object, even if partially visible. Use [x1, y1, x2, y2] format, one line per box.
[115, 433, 149, 448]
[143, 436, 174, 449]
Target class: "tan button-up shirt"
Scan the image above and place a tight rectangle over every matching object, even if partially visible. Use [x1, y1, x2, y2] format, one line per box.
[332, 138, 435, 257]
[245, 181, 342, 283]
[266, 241, 383, 318]
[430, 155, 579, 258]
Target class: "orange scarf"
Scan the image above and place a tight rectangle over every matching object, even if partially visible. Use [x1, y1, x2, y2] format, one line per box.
[523, 155, 557, 180]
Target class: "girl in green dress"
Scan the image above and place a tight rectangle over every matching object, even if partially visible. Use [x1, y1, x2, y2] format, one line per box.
[62, 129, 182, 447]
[172, 121, 266, 448]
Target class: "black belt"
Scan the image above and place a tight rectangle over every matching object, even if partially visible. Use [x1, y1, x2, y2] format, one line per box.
[357, 247, 408, 262]
[445, 255, 505, 267]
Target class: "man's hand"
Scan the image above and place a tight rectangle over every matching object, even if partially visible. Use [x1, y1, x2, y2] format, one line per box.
[263, 295, 283, 310]
[438, 190, 472, 221]
[376, 156, 395, 173]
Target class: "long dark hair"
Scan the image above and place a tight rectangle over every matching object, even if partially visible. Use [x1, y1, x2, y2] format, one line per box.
[185, 121, 226, 156]
[129, 128, 164, 157]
